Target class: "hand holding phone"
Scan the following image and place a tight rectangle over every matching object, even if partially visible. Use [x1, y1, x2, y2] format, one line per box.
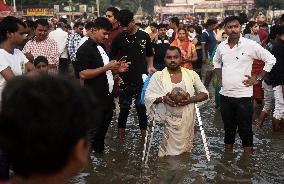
[118, 56, 127, 62]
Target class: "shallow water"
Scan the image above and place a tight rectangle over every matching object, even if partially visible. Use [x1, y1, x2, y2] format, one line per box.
[72, 100, 284, 184]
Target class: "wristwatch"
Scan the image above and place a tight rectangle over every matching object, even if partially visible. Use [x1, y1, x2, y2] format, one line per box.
[256, 75, 263, 81]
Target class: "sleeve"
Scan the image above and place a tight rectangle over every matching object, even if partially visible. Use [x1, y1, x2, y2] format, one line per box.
[213, 45, 222, 69]
[74, 35, 81, 53]
[67, 34, 76, 61]
[76, 47, 93, 72]
[145, 34, 154, 57]
[0, 55, 9, 72]
[193, 71, 209, 95]
[109, 35, 120, 60]
[22, 41, 31, 54]
[58, 33, 68, 56]
[201, 32, 208, 44]
[18, 50, 29, 64]
[49, 41, 59, 65]
[243, 34, 250, 39]
[253, 42, 276, 72]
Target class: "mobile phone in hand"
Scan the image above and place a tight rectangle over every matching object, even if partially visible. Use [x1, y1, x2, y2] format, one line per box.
[118, 56, 127, 62]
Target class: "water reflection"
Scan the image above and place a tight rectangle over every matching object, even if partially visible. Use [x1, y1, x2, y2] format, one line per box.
[73, 100, 284, 183]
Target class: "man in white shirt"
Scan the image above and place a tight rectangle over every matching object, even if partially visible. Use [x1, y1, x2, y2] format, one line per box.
[0, 16, 33, 182]
[213, 16, 276, 154]
[77, 21, 95, 51]
[49, 22, 69, 75]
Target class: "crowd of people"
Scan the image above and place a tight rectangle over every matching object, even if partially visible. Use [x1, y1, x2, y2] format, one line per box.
[0, 7, 283, 183]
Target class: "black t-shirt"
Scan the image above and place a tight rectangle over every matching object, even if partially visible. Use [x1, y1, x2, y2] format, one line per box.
[153, 36, 170, 71]
[110, 30, 154, 85]
[76, 38, 114, 109]
[270, 40, 284, 87]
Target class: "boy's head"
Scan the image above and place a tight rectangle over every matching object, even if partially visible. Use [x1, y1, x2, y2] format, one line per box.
[34, 56, 48, 73]
[0, 75, 96, 178]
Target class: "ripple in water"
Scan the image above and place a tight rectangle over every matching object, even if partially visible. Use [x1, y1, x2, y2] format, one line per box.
[73, 100, 284, 184]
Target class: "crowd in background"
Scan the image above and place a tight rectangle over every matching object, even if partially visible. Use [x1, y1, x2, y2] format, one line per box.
[0, 8, 283, 184]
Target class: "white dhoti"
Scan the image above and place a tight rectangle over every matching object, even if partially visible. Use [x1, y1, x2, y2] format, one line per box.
[145, 68, 208, 157]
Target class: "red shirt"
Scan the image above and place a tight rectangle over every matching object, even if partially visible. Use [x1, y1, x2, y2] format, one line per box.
[104, 26, 122, 54]
[258, 29, 269, 45]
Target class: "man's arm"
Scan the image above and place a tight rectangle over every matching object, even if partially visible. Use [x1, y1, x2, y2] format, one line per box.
[146, 56, 156, 75]
[243, 43, 276, 86]
[49, 41, 60, 67]
[212, 46, 222, 85]
[145, 33, 156, 75]
[153, 93, 176, 107]
[0, 67, 15, 81]
[201, 32, 208, 63]
[79, 60, 121, 80]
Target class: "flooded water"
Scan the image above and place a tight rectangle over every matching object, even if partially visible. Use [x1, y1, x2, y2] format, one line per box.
[72, 100, 284, 184]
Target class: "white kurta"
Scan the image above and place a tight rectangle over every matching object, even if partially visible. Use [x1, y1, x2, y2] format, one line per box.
[145, 68, 208, 157]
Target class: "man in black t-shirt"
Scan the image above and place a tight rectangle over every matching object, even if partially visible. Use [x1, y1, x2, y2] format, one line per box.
[270, 25, 284, 131]
[153, 23, 170, 71]
[76, 17, 129, 153]
[110, 10, 155, 143]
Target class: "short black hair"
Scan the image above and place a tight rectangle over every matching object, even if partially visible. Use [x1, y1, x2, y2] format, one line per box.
[187, 24, 195, 29]
[166, 46, 181, 56]
[243, 21, 256, 35]
[84, 21, 95, 30]
[259, 22, 268, 28]
[195, 25, 203, 35]
[150, 22, 158, 28]
[56, 22, 65, 29]
[223, 16, 242, 27]
[74, 22, 84, 29]
[239, 12, 248, 24]
[33, 56, 48, 66]
[0, 75, 95, 178]
[34, 19, 49, 29]
[119, 9, 134, 27]
[158, 23, 167, 30]
[206, 19, 218, 27]
[24, 20, 35, 29]
[170, 17, 179, 27]
[59, 17, 68, 25]
[106, 7, 120, 20]
[269, 24, 281, 40]
[0, 16, 26, 43]
[94, 17, 112, 31]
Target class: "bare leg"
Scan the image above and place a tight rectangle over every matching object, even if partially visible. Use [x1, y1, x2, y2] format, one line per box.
[257, 111, 267, 128]
[272, 117, 281, 131]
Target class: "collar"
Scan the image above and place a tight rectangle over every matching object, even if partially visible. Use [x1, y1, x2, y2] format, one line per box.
[225, 36, 243, 47]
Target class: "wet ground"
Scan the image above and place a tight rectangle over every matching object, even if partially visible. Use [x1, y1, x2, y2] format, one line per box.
[72, 99, 284, 184]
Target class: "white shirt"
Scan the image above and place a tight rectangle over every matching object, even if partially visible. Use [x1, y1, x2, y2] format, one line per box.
[188, 31, 196, 41]
[97, 45, 114, 93]
[49, 28, 68, 58]
[0, 49, 29, 102]
[213, 37, 276, 98]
